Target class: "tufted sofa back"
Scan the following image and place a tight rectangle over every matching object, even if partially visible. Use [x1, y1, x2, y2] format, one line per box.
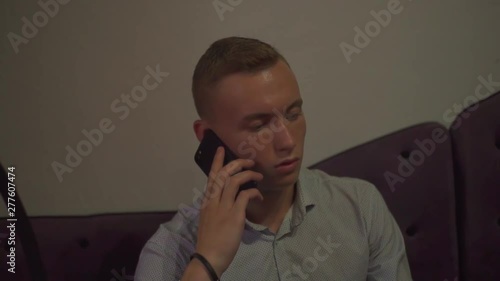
[450, 90, 500, 281]
[0, 212, 175, 281]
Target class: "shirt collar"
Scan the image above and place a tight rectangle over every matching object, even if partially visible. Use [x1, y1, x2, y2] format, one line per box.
[244, 168, 317, 233]
[290, 167, 316, 228]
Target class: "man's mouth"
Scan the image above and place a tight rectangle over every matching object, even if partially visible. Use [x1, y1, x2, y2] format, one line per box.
[276, 157, 299, 167]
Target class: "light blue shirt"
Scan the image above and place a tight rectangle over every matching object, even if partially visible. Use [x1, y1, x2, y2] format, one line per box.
[135, 168, 413, 280]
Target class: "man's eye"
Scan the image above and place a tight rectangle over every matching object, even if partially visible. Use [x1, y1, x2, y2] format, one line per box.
[251, 124, 265, 131]
[286, 111, 301, 120]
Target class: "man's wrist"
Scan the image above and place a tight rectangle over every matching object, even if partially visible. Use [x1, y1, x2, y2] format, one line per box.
[190, 253, 220, 281]
[181, 259, 212, 281]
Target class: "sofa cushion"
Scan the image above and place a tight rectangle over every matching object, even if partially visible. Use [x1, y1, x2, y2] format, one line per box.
[1, 212, 175, 281]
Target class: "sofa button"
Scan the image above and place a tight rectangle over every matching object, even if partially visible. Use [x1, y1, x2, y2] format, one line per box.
[78, 238, 89, 249]
[406, 225, 418, 237]
[401, 150, 411, 159]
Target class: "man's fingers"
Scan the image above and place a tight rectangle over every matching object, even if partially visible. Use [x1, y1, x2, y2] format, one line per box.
[233, 188, 264, 214]
[207, 158, 257, 206]
[221, 158, 255, 176]
[207, 146, 224, 187]
[204, 147, 226, 207]
[204, 148, 260, 210]
[220, 170, 263, 209]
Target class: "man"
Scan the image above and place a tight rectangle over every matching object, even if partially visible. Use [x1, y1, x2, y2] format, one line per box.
[135, 36, 413, 281]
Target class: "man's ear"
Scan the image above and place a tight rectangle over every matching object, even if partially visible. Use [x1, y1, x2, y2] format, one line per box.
[193, 119, 208, 142]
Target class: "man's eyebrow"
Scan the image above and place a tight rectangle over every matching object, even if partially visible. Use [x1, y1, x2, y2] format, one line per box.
[286, 98, 303, 111]
[241, 112, 271, 122]
[241, 98, 303, 122]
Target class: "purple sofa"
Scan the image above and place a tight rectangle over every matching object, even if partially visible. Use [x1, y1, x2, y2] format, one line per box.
[449, 90, 500, 281]
[1, 91, 499, 281]
[0, 212, 175, 281]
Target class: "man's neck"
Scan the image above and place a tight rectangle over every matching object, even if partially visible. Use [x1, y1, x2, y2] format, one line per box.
[245, 183, 296, 233]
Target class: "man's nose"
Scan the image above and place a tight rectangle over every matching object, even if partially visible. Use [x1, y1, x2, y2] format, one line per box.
[273, 120, 295, 151]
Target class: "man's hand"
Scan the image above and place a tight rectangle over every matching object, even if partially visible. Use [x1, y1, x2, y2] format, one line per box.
[189, 146, 264, 278]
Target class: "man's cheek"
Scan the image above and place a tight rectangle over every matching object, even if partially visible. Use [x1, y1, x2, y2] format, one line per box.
[252, 161, 270, 175]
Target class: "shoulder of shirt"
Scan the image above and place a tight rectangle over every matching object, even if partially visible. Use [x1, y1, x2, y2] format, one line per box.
[302, 168, 387, 232]
[302, 168, 382, 204]
[145, 202, 201, 247]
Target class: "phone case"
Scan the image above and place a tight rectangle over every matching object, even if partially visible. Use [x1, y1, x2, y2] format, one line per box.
[194, 130, 257, 190]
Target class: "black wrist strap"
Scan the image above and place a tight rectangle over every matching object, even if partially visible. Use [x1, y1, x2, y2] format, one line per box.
[190, 253, 220, 281]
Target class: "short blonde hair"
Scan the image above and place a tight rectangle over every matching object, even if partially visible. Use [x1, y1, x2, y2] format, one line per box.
[192, 36, 289, 118]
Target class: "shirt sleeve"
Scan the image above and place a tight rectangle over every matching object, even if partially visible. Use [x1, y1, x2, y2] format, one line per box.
[134, 215, 196, 281]
[362, 183, 413, 281]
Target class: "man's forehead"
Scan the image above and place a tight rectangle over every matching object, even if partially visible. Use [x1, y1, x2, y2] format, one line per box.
[240, 97, 303, 121]
[210, 95, 300, 124]
[261, 69, 273, 82]
[213, 84, 301, 117]
[209, 62, 299, 120]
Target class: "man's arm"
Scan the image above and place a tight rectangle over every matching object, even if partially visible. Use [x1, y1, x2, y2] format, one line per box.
[135, 147, 264, 281]
[134, 226, 196, 281]
[362, 183, 413, 281]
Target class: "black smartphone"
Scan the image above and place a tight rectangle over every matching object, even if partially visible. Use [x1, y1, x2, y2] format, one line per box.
[194, 129, 258, 191]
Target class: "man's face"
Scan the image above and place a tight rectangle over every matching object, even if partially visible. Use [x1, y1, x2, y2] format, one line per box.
[206, 60, 306, 190]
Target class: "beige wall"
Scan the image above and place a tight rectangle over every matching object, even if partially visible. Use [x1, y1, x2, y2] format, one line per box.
[1, 0, 499, 216]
